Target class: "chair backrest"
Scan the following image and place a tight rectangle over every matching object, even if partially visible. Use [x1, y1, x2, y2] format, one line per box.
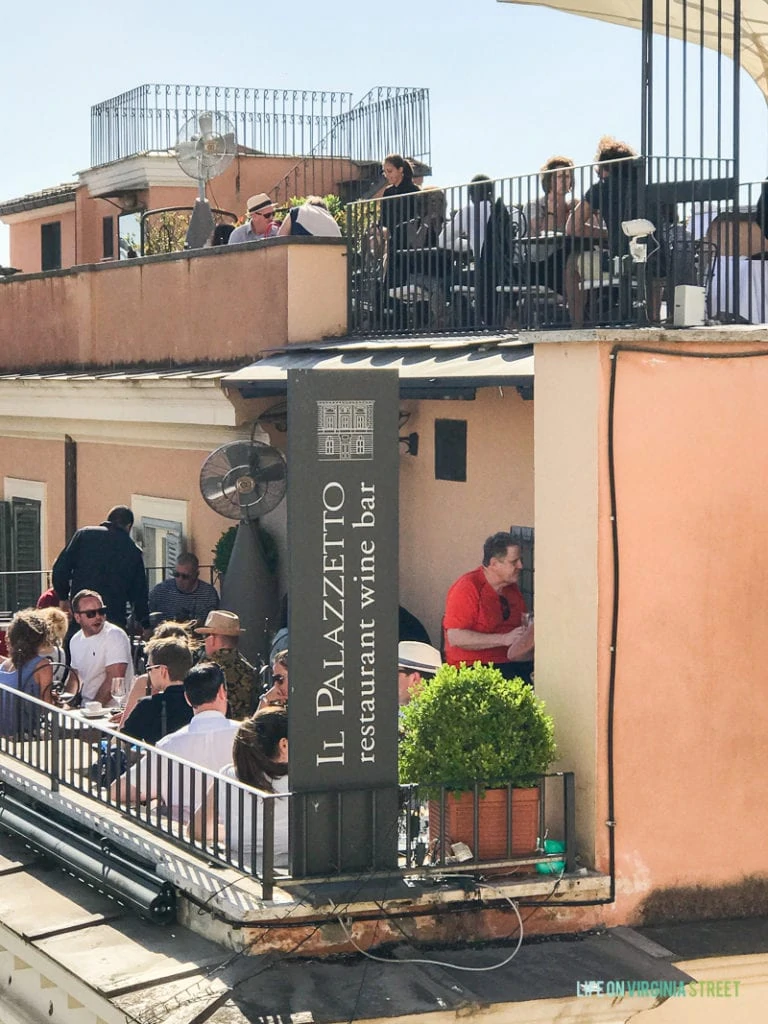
[705, 213, 766, 259]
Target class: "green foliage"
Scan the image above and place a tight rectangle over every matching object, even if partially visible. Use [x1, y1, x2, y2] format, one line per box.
[212, 523, 279, 576]
[283, 194, 346, 234]
[399, 662, 556, 792]
[212, 526, 237, 574]
[143, 211, 190, 255]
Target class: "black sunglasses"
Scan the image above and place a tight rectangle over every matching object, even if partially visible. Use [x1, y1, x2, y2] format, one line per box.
[272, 673, 286, 684]
[499, 595, 511, 621]
[259, 210, 275, 219]
[173, 571, 193, 580]
[79, 607, 107, 619]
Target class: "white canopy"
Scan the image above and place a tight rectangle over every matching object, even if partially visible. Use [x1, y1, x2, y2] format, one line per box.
[497, 0, 768, 100]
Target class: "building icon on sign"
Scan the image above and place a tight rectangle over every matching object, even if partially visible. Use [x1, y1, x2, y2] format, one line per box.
[317, 401, 374, 461]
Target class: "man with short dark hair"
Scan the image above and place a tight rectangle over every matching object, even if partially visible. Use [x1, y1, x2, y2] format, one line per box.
[52, 505, 149, 630]
[113, 662, 239, 821]
[148, 553, 220, 627]
[69, 589, 133, 703]
[120, 636, 194, 745]
[196, 610, 257, 719]
[443, 532, 534, 684]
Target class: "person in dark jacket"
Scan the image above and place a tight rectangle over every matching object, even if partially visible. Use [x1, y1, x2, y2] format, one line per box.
[52, 505, 149, 631]
[120, 637, 193, 745]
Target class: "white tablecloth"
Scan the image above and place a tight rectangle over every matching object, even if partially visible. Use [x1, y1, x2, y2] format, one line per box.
[709, 257, 768, 323]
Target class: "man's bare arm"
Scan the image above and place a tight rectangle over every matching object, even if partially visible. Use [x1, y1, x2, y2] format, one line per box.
[446, 628, 521, 650]
[95, 661, 129, 706]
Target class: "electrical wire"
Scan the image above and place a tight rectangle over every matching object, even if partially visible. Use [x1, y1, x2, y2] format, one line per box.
[336, 879, 524, 973]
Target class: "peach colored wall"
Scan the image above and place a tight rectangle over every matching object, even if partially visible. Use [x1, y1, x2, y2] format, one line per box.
[0, 437, 66, 566]
[222, 388, 534, 648]
[75, 193, 126, 266]
[9, 209, 76, 275]
[536, 335, 768, 926]
[398, 388, 534, 647]
[76, 443, 223, 571]
[0, 239, 346, 371]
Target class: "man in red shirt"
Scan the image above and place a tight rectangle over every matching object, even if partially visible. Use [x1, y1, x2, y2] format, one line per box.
[444, 532, 534, 684]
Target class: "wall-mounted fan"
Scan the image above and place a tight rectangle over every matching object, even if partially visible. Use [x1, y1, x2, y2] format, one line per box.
[200, 439, 286, 521]
[174, 110, 237, 248]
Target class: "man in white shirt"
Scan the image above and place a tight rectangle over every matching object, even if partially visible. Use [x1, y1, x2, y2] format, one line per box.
[69, 589, 133, 704]
[113, 662, 239, 823]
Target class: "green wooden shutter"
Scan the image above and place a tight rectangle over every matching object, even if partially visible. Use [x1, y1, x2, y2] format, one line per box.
[0, 501, 11, 611]
[11, 498, 41, 609]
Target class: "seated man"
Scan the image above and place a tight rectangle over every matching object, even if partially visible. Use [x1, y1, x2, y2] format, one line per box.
[112, 663, 239, 823]
[397, 641, 441, 708]
[443, 532, 534, 685]
[69, 589, 133, 704]
[148, 553, 219, 627]
[120, 636, 193, 745]
[196, 610, 257, 719]
[228, 194, 279, 244]
[277, 197, 342, 238]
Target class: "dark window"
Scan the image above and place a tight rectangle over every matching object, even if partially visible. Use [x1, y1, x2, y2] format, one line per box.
[0, 498, 42, 611]
[509, 525, 535, 612]
[102, 216, 115, 258]
[435, 419, 467, 482]
[41, 222, 62, 271]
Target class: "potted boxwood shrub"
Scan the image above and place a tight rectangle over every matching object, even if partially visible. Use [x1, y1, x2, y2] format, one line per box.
[399, 662, 556, 860]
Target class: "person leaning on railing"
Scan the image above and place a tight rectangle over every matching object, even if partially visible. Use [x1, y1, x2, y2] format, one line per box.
[0, 610, 56, 735]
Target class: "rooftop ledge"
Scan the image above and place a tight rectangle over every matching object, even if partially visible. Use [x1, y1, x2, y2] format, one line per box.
[0, 236, 348, 370]
[0, 761, 608, 958]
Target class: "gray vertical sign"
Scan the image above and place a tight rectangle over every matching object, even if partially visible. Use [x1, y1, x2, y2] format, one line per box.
[287, 369, 399, 876]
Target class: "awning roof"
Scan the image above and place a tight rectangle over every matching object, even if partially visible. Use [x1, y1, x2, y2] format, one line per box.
[498, 0, 768, 100]
[221, 339, 534, 399]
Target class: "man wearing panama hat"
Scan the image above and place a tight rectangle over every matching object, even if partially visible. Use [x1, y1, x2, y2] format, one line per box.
[196, 610, 257, 718]
[228, 193, 279, 244]
[397, 640, 442, 708]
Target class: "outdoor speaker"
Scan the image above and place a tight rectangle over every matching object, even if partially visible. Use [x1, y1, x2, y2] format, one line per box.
[673, 285, 706, 327]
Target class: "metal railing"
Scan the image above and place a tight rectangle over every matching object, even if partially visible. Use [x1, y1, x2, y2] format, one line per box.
[0, 565, 217, 618]
[0, 685, 575, 901]
[346, 155, 740, 336]
[90, 83, 429, 173]
[270, 86, 431, 205]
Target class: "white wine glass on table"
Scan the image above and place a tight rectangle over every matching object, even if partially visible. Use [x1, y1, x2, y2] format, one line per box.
[110, 676, 128, 712]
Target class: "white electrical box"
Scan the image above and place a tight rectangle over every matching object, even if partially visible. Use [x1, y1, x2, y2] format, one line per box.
[673, 285, 706, 327]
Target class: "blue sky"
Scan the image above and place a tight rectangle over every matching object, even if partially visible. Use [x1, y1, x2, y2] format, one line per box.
[2, 0, 767, 264]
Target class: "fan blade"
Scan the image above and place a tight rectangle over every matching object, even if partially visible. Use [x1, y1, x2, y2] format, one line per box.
[198, 112, 213, 136]
[175, 139, 200, 162]
[249, 461, 287, 484]
[220, 132, 237, 155]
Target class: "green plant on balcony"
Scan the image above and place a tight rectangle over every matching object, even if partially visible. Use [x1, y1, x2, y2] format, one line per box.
[399, 662, 557, 859]
[399, 662, 555, 790]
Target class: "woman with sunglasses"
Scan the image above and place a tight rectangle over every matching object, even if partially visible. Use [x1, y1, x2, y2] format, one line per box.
[257, 649, 288, 709]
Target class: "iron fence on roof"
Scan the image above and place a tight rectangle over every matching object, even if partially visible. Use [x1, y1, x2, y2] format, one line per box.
[90, 84, 431, 175]
[346, 155, 746, 337]
[0, 685, 575, 903]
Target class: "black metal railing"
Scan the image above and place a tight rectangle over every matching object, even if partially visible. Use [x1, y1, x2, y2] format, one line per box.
[346, 155, 740, 336]
[0, 685, 576, 900]
[270, 86, 431, 205]
[90, 84, 430, 175]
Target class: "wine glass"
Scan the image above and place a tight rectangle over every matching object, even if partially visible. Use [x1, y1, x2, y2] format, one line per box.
[110, 676, 128, 711]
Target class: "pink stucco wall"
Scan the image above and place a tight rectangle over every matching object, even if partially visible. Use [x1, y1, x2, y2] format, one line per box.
[0, 238, 347, 370]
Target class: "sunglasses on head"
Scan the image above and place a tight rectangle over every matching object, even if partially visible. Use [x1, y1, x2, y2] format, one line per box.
[79, 607, 107, 619]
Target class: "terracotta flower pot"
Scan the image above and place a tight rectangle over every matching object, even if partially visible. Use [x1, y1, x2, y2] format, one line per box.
[428, 787, 540, 861]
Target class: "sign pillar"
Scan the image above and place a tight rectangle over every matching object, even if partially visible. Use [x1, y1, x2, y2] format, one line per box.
[287, 369, 400, 876]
